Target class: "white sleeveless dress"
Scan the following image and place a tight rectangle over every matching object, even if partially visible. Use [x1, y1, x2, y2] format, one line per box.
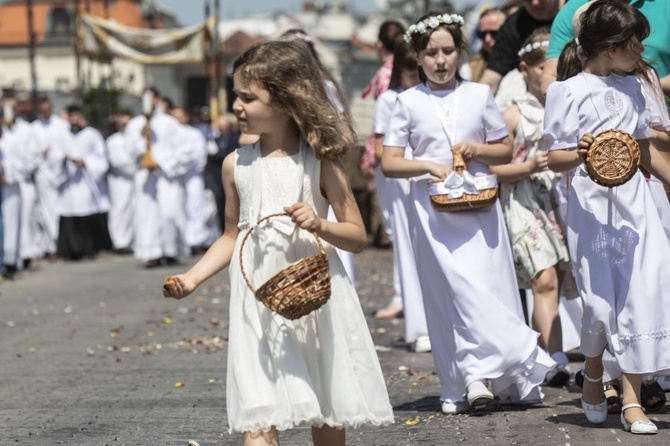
[225, 142, 394, 433]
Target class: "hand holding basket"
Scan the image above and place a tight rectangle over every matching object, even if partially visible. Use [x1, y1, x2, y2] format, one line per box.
[427, 149, 498, 212]
[239, 213, 331, 320]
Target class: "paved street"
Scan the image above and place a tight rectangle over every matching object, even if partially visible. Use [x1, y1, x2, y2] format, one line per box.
[2, 248, 669, 445]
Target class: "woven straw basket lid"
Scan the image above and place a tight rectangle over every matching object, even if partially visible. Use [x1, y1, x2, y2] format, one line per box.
[584, 129, 640, 187]
[239, 212, 331, 320]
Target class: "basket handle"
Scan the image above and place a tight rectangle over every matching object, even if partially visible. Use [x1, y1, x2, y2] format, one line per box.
[427, 148, 467, 184]
[238, 212, 327, 294]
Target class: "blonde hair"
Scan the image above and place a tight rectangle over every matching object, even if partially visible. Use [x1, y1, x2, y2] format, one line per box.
[519, 27, 550, 67]
[233, 39, 355, 159]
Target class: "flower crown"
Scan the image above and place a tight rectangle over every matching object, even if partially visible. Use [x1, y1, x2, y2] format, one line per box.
[517, 40, 549, 57]
[404, 14, 465, 43]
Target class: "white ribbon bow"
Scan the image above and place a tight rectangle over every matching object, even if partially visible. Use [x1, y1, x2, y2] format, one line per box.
[428, 171, 498, 199]
[238, 214, 297, 243]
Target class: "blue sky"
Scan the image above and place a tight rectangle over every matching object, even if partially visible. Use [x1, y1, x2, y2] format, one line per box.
[159, 0, 380, 25]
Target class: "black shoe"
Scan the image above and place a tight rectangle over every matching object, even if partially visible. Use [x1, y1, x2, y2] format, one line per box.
[144, 258, 162, 268]
[164, 257, 179, 266]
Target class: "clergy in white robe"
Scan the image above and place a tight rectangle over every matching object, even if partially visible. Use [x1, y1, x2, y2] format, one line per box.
[54, 105, 112, 260]
[126, 106, 188, 266]
[105, 113, 135, 251]
[0, 115, 34, 274]
[172, 107, 210, 253]
[32, 97, 74, 257]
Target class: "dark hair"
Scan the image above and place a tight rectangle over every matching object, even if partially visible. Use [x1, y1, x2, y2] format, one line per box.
[407, 12, 467, 84]
[378, 20, 405, 53]
[66, 104, 82, 114]
[557, 0, 649, 81]
[37, 96, 51, 105]
[143, 86, 160, 98]
[388, 43, 418, 90]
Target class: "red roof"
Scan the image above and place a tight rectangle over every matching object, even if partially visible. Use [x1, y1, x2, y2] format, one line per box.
[0, 0, 165, 46]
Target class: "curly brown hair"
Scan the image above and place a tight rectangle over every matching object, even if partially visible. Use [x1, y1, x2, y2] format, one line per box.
[233, 39, 355, 159]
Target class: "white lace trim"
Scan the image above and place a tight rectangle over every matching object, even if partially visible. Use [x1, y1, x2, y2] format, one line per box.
[618, 329, 670, 342]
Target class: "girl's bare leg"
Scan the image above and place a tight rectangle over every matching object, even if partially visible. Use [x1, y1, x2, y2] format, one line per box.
[621, 373, 651, 425]
[531, 266, 562, 354]
[312, 425, 345, 446]
[244, 427, 279, 446]
[582, 352, 604, 404]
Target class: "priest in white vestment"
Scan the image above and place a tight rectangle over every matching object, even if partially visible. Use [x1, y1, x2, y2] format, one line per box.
[126, 88, 188, 267]
[2, 95, 43, 272]
[172, 107, 210, 254]
[32, 97, 75, 258]
[105, 112, 135, 252]
[54, 105, 112, 260]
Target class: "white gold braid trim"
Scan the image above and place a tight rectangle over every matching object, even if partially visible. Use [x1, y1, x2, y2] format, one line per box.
[404, 14, 465, 43]
[517, 40, 549, 57]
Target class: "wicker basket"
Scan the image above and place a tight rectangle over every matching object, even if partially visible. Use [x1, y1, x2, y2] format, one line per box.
[427, 150, 498, 212]
[584, 129, 640, 187]
[239, 213, 331, 320]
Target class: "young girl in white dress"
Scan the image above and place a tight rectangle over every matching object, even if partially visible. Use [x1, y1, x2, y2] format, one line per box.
[545, 0, 670, 434]
[382, 12, 554, 415]
[163, 39, 394, 445]
[373, 42, 430, 352]
[489, 28, 574, 386]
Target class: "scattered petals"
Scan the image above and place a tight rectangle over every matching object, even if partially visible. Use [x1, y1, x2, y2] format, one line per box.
[174, 381, 184, 388]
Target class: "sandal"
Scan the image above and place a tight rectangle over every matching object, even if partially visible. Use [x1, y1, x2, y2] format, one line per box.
[604, 381, 622, 414]
[641, 381, 666, 413]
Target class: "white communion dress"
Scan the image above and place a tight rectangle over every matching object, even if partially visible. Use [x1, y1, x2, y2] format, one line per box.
[545, 73, 670, 374]
[225, 141, 394, 433]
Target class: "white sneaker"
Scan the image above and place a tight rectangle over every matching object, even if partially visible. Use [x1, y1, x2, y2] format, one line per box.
[467, 381, 494, 407]
[441, 400, 469, 414]
[413, 335, 432, 353]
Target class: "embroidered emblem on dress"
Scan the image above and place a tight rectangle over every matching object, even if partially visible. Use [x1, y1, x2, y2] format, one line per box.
[604, 90, 624, 114]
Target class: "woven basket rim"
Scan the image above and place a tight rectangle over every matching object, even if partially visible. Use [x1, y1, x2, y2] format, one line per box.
[585, 129, 640, 187]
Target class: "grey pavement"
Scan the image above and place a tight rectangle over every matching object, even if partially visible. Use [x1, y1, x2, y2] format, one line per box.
[1, 249, 669, 446]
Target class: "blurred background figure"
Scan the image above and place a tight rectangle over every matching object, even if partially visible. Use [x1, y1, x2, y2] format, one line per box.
[32, 97, 72, 261]
[206, 113, 239, 233]
[56, 105, 112, 261]
[461, 7, 506, 82]
[105, 110, 135, 253]
[172, 106, 212, 255]
[126, 87, 187, 268]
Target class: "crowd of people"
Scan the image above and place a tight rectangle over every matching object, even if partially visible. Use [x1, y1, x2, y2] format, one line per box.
[5, 0, 670, 443]
[0, 90, 244, 279]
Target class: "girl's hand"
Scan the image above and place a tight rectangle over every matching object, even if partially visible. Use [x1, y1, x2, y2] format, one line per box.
[163, 274, 197, 300]
[425, 161, 452, 180]
[453, 142, 479, 161]
[578, 132, 594, 160]
[284, 202, 322, 232]
[530, 152, 549, 173]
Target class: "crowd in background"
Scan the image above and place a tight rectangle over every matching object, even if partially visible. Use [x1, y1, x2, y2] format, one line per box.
[0, 90, 242, 280]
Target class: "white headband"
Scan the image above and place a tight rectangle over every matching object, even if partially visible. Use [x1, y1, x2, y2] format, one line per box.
[517, 40, 549, 57]
[404, 14, 465, 43]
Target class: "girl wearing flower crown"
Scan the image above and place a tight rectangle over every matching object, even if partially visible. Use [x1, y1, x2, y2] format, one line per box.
[545, 0, 670, 434]
[382, 11, 555, 414]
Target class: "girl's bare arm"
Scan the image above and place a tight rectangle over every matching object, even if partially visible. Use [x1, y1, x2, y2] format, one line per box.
[381, 146, 452, 179]
[163, 152, 240, 299]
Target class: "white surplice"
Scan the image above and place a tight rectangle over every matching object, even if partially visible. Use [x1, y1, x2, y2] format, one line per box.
[31, 115, 73, 254]
[106, 131, 136, 250]
[176, 123, 210, 248]
[0, 122, 34, 266]
[126, 112, 188, 261]
[7, 119, 43, 260]
[54, 126, 110, 217]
